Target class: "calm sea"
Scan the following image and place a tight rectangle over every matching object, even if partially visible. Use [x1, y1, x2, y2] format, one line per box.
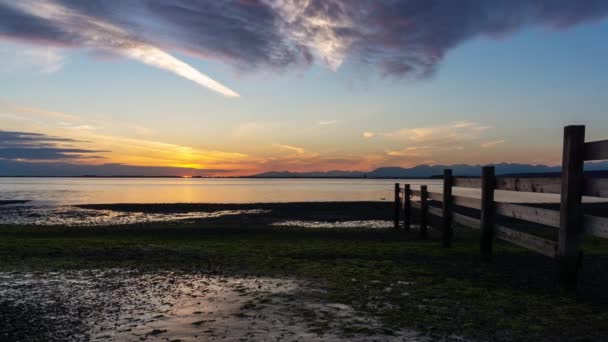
[0, 177, 567, 206]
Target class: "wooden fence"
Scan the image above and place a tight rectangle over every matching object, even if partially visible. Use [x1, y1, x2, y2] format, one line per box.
[393, 125, 608, 290]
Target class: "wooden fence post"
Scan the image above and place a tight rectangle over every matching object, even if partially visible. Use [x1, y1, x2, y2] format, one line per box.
[558, 125, 586, 291]
[420, 185, 428, 239]
[403, 184, 411, 231]
[394, 183, 401, 229]
[480, 166, 496, 261]
[442, 169, 454, 248]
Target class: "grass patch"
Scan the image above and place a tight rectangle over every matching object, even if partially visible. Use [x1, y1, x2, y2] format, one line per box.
[1, 223, 607, 341]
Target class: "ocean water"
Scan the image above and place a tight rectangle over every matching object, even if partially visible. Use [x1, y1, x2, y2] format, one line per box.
[0, 177, 589, 226]
[0, 177, 576, 206]
[0, 177, 445, 206]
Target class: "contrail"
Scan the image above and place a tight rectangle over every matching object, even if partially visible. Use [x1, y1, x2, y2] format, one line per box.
[3, 0, 240, 98]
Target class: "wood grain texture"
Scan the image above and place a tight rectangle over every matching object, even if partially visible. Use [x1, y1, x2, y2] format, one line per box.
[495, 203, 560, 228]
[496, 225, 557, 258]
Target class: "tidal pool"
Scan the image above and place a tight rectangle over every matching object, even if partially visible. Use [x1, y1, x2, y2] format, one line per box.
[272, 220, 396, 229]
[0, 270, 426, 341]
[0, 206, 269, 226]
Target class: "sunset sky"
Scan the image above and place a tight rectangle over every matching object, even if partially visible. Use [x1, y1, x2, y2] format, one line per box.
[1, 0, 608, 176]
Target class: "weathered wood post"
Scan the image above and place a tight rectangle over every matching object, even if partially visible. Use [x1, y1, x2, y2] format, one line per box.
[403, 184, 411, 231]
[442, 169, 454, 248]
[480, 166, 496, 261]
[420, 185, 428, 239]
[394, 183, 401, 229]
[557, 125, 586, 291]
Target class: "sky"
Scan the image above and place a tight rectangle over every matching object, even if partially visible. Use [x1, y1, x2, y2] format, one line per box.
[1, 0, 608, 176]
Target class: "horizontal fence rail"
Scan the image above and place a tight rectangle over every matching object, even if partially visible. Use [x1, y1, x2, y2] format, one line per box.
[496, 177, 561, 194]
[427, 206, 443, 218]
[393, 123, 608, 291]
[453, 196, 481, 210]
[453, 177, 481, 189]
[584, 139, 608, 161]
[495, 225, 557, 258]
[453, 212, 480, 230]
[584, 214, 608, 238]
[428, 192, 443, 202]
[455, 176, 608, 198]
[584, 178, 608, 198]
[494, 203, 560, 228]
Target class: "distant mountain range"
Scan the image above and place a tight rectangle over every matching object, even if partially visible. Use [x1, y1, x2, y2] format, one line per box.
[252, 162, 608, 179]
[2, 160, 607, 178]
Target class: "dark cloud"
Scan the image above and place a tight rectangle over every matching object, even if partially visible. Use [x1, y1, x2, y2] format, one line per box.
[1, 0, 607, 78]
[143, 0, 312, 70]
[0, 131, 234, 176]
[0, 131, 104, 161]
[0, 131, 80, 145]
[0, 147, 104, 160]
[0, 160, 234, 177]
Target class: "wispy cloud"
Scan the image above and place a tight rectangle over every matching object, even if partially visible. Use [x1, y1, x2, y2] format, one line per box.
[0, 42, 66, 73]
[0, 0, 239, 97]
[276, 144, 305, 155]
[317, 120, 338, 126]
[0, 101, 251, 171]
[0, 99, 80, 121]
[362, 131, 376, 139]
[481, 139, 506, 148]
[385, 146, 428, 157]
[1, 0, 606, 83]
[360, 122, 504, 167]
[384, 122, 492, 145]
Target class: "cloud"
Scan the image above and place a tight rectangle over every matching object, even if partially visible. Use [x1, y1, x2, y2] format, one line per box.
[0, 0, 239, 97]
[384, 122, 491, 145]
[0, 41, 66, 73]
[0, 99, 80, 122]
[362, 131, 376, 139]
[0, 130, 80, 145]
[0, 159, 234, 177]
[386, 146, 428, 157]
[317, 120, 338, 126]
[481, 139, 506, 148]
[1, 0, 606, 83]
[360, 122, 502, 166]
[276, 144, 306, 155]
[0, 130, 105, 160]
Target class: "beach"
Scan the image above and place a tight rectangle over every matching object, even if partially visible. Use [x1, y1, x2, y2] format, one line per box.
[1, 201, 608, 341]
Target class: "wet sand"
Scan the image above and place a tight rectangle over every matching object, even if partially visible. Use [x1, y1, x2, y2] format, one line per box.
[1, 201, 605, 227]
[77, 202, 395, 221]
[0, 270, 425, 342]
[1, 201, 608, 341]
[0, 202, 394, 227]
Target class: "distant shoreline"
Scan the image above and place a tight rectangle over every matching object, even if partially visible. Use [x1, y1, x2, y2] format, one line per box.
[1, 170, 608, 179]
[0, 175, 437, 179]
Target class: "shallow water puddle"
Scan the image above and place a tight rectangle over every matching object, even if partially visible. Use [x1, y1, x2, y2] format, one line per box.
[0, 206, 269, 226]
[272, 220, 397, 229]
[0, 270, 425, 341]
